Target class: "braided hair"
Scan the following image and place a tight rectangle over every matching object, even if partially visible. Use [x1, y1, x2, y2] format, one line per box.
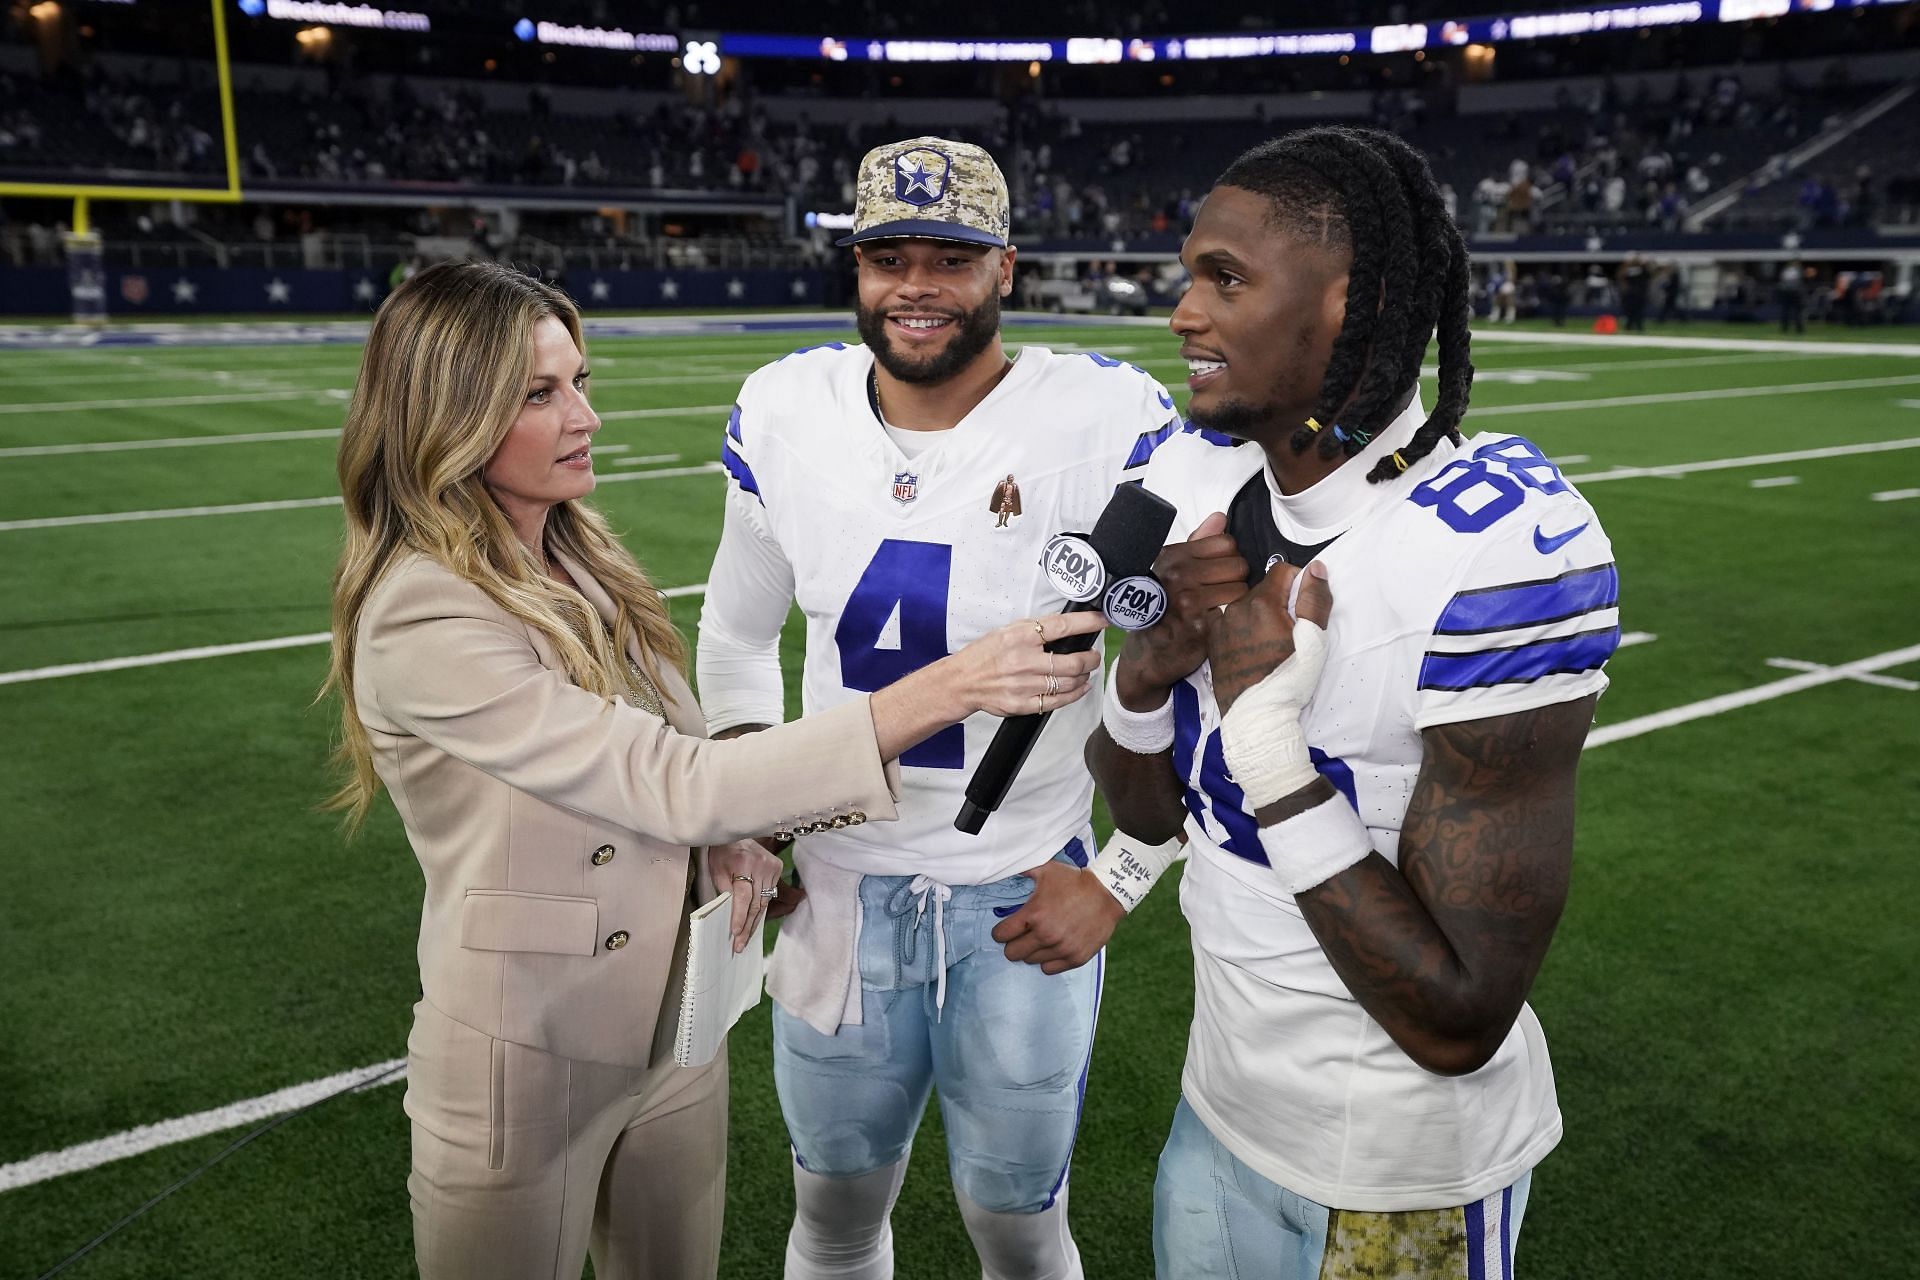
[1216, 126, 1473, 483]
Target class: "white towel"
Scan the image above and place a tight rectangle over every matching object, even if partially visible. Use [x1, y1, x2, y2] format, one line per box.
[766, 853, 866, 1036]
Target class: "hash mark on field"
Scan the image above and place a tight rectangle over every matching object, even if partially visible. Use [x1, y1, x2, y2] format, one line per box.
[1618, 631, 1658, 648]
[1587, 642, 1920, 746]
[1765, 657, 1920, 692]
[1871, 488, 1920, 502]
[1749, 476, 1800, 489]
[1557, 454, 1591, 465]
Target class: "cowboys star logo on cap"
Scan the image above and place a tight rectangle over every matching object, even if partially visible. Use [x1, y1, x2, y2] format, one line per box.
[894, 148, 950, 207]
[836, 135, 1011, 249]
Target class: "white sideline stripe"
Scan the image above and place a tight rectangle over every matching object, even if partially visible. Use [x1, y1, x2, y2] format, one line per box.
[1749, 476, 1800, 488]
[1586, 642, 1920, 747]
[0, 429, 341, 458]
[0, 585, 710, 685]
[1872, 488, 1920, 502]
[1565, 437, 1920, 484]
[1473, 373, 1920, 417]
[0, 1058, 409, 1193]
[0, 389, 331, 414]
[0, 466, 721, 530]
[6, 632, 1915, 1189]
[1765, 657, 1920, 692]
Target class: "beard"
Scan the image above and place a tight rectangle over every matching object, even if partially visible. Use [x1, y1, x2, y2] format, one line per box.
[856, 291, 1002, 385]
[1186, 390, 1286, 442]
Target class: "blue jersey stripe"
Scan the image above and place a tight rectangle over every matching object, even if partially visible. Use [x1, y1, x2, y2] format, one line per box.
[720, 440, 762, 502]
[726, 403, 743, 443]
[1434, 564, 1618, 636]
[1418, 626, 1620, 693]
[1125, 419, 1180, 469]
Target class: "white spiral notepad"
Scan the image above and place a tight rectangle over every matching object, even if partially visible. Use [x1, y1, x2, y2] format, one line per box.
[673, 893, 767, 1068]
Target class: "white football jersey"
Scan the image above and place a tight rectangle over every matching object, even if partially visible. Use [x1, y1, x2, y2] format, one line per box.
[1140, 399, 1618, 1211]
[700, 342, 1180, 885]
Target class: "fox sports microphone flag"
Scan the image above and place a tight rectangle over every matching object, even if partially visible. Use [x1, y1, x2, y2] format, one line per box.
[956, 482, 1177, 834]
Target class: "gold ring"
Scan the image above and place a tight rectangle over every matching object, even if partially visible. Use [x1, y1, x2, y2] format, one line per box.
[1045, 674, 1059, 696]
[1035, 692, 1046, 713]
[1032, 619, 1046, 640]
[731, 874, 754, 884]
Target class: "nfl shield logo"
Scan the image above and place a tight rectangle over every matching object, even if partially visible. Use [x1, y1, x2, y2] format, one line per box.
[120, 275, 149, 305]
[894, 148, 950, 208]
[892, 471, 919, 505]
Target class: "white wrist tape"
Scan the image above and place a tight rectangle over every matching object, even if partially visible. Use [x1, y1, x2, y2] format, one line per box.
[1218, 620, 1330, 809]
[1088, 830, 1184, 912]
[1257, 792, 1374, 896]
[1101, 671, 1176, 755]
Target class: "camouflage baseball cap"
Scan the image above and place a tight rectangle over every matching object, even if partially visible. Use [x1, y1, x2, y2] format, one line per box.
[836, 136, 1011, 249]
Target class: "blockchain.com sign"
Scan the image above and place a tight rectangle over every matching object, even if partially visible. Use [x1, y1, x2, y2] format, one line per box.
[236, 0, 432, 32]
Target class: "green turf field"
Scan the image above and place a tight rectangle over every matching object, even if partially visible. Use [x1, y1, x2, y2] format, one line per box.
[3, 317, 1917, 1278]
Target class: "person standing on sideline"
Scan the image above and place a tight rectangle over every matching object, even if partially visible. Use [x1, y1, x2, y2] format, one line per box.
[1089, 127, 1619, 1278]
[325, 260, 1107, 1280]
[696, 137, 1184, 1280]
[1778, 259, 1808, 333]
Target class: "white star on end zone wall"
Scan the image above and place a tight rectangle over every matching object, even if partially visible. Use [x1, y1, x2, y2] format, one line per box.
[590, 279, 610, 301]
[171, 279, 197, 303]
[789, 278, 809, 299]
[726, 278, 746, 300]
[1585, 235, 1605, 253]
[266, 278, 291, 304]
[352, 278, 378, 303]
[660, 278, 680, 300]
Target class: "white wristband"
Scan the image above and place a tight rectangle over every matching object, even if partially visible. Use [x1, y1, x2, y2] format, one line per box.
[1088, 830, 1184, 912]
[1218, 620, 1330, 808]
[1101, 669, 1176, 755]
[1257, 792, 1374, 896]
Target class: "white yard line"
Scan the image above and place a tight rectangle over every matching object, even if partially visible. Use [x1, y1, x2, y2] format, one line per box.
[0, 585, 711, 686]
[1871, 488, 1920, 502]
[1586, 642, 1920, 747]
[0, 429, 342, 458]
[1467, 330, 1920, 358]
[598, 404, 734, 421]
[0, 465, 722, 531]
[1619, 631, 1658, 647]
[0, 1059, 408, 1194]
[0, 389, 336, 414]
[5, 630, 1913, 1191]
[1473, 373, 1920, 417]
[611, 453, 683, 467]
[1565, 437, 1920, 484]
[1765, 657, 1920, 692]
[1749, 476, 1801, 488]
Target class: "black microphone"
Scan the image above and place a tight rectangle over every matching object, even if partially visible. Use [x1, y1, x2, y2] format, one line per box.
[955, 482, 1178, 835]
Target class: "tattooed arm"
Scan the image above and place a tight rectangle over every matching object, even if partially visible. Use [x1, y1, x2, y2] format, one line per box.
[1264, 695, 1594, 1077]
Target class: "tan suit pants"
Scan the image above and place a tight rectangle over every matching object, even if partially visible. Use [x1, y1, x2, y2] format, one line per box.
[405, 999, 727, 1280]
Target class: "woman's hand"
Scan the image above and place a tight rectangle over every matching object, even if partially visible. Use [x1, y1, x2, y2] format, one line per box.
[703, 840, 785, 953]
[942, 610, 1108, 718]
[868, 610, 1107, 764]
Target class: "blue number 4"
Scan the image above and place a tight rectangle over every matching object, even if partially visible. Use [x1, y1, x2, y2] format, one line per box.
[835, 540, 963, 769]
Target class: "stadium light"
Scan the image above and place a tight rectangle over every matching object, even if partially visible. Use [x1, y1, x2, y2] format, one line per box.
[683, 38, 721, 73]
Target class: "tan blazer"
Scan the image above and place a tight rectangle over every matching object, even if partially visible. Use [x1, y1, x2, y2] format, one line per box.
[355, 550, 899, 1067]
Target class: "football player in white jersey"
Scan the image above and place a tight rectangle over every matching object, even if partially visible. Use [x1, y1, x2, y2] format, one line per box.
[696, 137, 1182, 1279]
[1089, 127, 1619, 1278]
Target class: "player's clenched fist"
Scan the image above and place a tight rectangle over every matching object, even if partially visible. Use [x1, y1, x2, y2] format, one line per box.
[1115, 511, 1248, 705]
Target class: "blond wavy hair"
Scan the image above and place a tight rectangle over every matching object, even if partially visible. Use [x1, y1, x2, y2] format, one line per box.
[322, 260, 686, 831]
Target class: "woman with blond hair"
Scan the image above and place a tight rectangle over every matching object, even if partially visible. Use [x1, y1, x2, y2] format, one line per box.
[324, 260, 1102, 1280]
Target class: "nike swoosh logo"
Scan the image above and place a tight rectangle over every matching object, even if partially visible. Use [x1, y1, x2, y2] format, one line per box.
[1533, 522, 1589, 554]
